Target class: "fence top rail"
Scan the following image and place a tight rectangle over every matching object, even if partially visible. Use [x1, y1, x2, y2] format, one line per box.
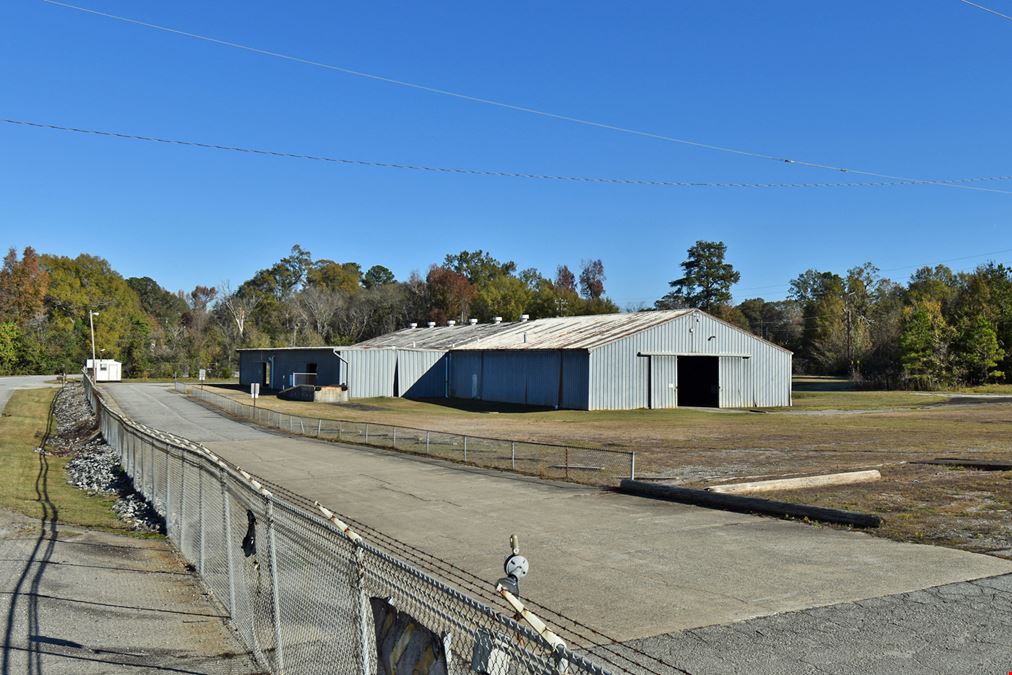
[178, 381, 635, 458]
[86, 372, 611, 674]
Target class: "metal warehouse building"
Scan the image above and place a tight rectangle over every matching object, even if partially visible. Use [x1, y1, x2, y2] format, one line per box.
[238, 309, 792, 409]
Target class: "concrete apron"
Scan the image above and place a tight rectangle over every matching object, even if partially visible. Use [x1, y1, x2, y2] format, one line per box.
[107, 383, 1012, 643]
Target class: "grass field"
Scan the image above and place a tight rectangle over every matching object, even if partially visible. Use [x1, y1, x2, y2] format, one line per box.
[197, 381, 1012, 555]
[0, 388, 157, 537]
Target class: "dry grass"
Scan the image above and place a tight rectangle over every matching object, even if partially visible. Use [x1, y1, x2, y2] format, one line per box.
[200, 383, 1012, 555]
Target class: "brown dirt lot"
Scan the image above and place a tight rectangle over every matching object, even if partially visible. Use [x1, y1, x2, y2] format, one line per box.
[200, 383, 1012, 557]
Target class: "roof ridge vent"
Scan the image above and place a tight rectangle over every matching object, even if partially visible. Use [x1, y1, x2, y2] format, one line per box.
[427, 321, 436, 328]
[447, 320, 456, 327]
[469, 318, 478, 326]
[409, 322, 417, 329]
[493, 316, 502, 324]
[520, 314, 529, 322]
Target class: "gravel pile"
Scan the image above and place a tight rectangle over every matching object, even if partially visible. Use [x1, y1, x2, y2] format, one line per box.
[48, 383, 98, 455]
[53, 384, 164, 533]
[65, 437, 126, 494]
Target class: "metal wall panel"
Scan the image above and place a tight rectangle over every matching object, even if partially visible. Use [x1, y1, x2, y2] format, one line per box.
[396, 349, 447, 398]
[447, 351, 482, 399]
[588, 310, 791, 410]
[650, 355, 678, 409]
[441, 350, 589, 409]
[340, 349, 396, 398]
[560, 351, 589, 410]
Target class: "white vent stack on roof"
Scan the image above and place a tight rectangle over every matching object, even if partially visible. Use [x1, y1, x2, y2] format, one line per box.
[427, 321, 436, 328]
[493, 316, 502, 324]
[469, 318, 478, 326]
[447, 320, 456, 327]
[520, 314, 530, 322]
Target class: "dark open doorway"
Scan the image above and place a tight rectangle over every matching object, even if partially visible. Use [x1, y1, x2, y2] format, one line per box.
[677, 356, 719, 407]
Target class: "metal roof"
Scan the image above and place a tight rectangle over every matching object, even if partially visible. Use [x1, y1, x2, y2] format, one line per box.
[353, 310, 695, 351]
[352, 321, 519, 350]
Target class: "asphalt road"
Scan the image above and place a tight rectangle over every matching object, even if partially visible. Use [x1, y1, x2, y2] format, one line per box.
[0, 375, 58, 412]
[104, 383, 1012, 646]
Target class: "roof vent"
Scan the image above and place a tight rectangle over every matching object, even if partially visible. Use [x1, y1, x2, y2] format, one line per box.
[447, 320, 456, 327]
[493, 316, 502, 324]
[469, 318, 478, 326]
[520, 314, 530, 322]
[409, 322, 417, 329]
[427, 321, 436, 328]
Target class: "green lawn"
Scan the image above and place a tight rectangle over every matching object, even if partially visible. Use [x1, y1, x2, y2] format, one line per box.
[0, 388, 159, 537]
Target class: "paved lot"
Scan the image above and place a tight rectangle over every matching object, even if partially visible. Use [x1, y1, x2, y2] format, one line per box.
[105, 383, 1012, 645]
[619, 573, 1012, 674]
[0, 508, 259, 674]
[0, 375, 57, 412]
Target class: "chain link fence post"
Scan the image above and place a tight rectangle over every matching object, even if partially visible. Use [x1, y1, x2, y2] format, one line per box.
[353, 546, 371, 674]
[197, 467, 205, 576]
[264, 492, 286, 674]
[220, 465, 237, 617]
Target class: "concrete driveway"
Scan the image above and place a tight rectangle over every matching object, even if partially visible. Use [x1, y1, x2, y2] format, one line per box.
[105, 383, 1012, 643]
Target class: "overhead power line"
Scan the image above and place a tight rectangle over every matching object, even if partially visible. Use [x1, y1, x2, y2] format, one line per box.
[958, 0, 1012, 21]
[8, 117, 1012, 192]
[40, 0, 1012, 195]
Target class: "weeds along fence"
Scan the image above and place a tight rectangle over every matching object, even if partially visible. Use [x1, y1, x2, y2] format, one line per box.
[83, 375, 610, 675]
[175, 383, 637, 484]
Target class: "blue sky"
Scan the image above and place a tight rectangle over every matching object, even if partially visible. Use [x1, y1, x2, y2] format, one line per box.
[2, 1, 1011, 308]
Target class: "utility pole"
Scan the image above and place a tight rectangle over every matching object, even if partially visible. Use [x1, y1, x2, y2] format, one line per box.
[89, 310, 100, 380]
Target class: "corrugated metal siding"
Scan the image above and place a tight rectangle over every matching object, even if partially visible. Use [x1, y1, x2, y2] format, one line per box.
[589, 311, 791, 409]
[480, 352, 559, 407]
[442, 350, 588, 409]
[238, 348, 342, 389]
[560, 351, 589, 410]
[396, 349, 447, 398]
[447, 351, 482, 399]
[650, 355, 678, 409]
[341, 349, 396, 398]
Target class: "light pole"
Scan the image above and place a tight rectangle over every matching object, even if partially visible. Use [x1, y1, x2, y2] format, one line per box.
[89, 310, 99, 380]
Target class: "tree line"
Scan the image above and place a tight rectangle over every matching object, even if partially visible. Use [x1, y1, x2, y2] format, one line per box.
[1, 241, 1008, 389]
[0, 245, 616, 378]
[659, 240, 1010, 389]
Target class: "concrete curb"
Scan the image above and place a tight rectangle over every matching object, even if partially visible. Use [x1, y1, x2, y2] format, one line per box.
[617, 479, 882, 528]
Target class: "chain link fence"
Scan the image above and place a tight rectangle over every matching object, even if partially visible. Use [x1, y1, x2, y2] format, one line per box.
[175, 383, 637, 485]
[84, 374, 613, 675]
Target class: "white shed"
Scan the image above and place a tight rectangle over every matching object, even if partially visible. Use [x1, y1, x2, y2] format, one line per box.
[86, 359, 122, 382]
